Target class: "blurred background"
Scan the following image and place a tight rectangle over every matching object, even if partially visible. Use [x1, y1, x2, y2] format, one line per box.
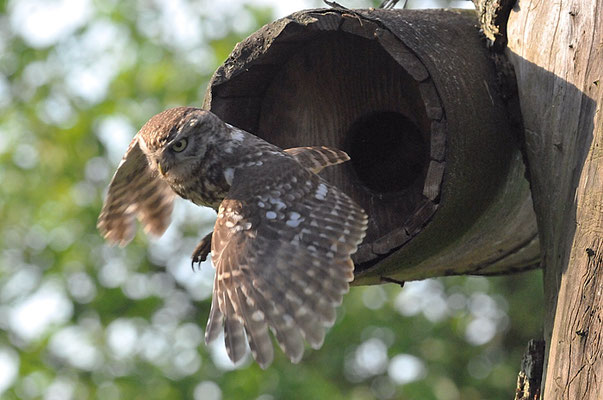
[0, 0, 544, 399]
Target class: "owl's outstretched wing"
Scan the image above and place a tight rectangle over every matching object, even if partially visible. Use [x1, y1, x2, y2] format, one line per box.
[283, 146, 350, 173]
[97, 136, 175, 246]
[205, 155, 367, 368]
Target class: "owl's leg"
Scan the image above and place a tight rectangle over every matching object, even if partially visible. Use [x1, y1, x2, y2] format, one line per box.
[191, 231, 213, 270]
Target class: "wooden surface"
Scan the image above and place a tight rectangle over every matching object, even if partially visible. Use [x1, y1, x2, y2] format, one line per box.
[473, 0, 516, 49]
[204, 8, 540, 283]
[514, 339, 545, 400]
[258, 32, 432, 243]
[504, 0, 603, 398]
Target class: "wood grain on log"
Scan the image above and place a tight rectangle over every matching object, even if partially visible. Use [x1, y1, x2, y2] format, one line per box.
[204, 8, 540, 284]
[504, 0, 603, 397]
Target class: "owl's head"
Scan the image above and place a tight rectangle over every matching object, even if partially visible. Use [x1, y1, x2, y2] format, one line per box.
[138, 107, 225, 181]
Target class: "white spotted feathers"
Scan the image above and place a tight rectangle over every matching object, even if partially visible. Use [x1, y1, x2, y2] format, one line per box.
[207, 149, 367, 368]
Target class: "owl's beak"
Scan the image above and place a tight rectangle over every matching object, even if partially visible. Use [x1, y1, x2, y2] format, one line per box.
[157, 162, 167, 177]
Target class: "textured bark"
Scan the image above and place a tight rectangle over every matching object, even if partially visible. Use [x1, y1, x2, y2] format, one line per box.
[501, 0, 603, 398]
[473, 0, 516, 49]
[514, 339, 545, 400]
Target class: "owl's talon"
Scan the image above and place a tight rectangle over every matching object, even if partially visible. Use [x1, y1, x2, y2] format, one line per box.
[191, 231, 213, 271]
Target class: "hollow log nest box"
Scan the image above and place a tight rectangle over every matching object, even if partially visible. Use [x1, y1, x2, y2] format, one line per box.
[203, 8, 540, 285]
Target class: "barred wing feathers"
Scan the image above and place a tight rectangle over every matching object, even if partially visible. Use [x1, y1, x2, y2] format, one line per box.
[284, 146, 350, 174]
[97, 136, 175, 246]
[206, 155, 367, 368]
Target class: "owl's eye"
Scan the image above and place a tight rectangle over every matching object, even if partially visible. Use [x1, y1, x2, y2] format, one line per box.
[171, 138, 188, 152]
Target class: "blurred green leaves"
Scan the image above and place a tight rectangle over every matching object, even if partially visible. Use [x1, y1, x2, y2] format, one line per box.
[0, 1, 541, 399]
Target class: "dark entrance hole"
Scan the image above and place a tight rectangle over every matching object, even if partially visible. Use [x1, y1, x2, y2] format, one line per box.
[348, 112, 428, 193]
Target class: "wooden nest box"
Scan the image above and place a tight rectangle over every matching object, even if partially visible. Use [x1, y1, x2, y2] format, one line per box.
[204, 8, 540, 285]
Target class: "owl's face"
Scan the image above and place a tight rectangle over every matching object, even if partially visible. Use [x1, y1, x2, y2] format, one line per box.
[138, 108, 220, 183]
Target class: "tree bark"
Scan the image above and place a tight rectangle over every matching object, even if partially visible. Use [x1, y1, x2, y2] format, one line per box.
[503, 0, 603, 398]
[514, 339, 545, 400]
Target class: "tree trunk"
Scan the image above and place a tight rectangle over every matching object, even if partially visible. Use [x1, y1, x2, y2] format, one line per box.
[503, 0, 602, 398]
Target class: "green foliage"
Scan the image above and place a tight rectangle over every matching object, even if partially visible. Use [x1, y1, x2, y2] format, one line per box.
[0, 1, 541, 399]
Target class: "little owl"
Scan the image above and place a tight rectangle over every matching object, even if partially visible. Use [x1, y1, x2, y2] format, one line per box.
[97, 107, 367, 368]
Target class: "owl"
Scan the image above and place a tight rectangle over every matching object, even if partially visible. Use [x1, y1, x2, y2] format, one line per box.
[97, 107, 368, 368]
